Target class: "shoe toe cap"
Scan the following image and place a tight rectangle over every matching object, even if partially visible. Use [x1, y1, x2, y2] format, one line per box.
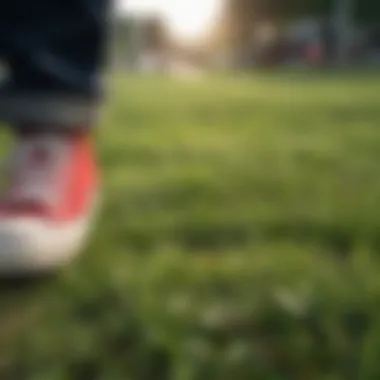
[0, 218, 84, 274]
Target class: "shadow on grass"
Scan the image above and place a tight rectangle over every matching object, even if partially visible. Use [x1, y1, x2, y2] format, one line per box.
[0, 274, 58, 353]
[0, 274, 56, 294]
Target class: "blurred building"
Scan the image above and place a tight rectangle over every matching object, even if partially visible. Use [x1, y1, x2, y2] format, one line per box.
[113, 13, 171, 72]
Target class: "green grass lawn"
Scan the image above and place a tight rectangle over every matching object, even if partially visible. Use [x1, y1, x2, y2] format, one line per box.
[2, 72, 380, 379]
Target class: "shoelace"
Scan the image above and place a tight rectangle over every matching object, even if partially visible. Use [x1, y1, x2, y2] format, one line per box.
[6, 137, 69, 208]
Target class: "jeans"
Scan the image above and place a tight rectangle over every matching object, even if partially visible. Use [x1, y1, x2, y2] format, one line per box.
[0, 0, 110, 129]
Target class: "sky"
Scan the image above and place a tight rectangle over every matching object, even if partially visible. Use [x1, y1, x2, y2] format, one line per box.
[118, 0, 222, 41]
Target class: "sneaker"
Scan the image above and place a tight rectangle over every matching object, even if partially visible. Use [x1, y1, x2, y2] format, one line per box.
[0, 133, 99, 274]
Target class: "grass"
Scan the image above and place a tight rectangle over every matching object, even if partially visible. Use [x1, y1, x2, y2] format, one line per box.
[1, 71, 380, 379]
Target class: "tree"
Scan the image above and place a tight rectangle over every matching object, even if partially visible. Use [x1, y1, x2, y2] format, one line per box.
[356, 0, 380, 24]
[112, 15, 133, 66]
[142, 16, 170, 51]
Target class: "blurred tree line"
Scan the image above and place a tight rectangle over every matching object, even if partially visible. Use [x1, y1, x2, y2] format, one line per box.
[111, 1, 380, 68]
[211, 0, 380, 66]
[223, 0, 380, 23]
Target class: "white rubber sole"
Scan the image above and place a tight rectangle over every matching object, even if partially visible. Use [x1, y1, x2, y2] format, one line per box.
[0, 194, 99, 275]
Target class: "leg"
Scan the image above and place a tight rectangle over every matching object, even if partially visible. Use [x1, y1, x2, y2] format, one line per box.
[0, 0, 110, 129]
[0, 0, 110, 274]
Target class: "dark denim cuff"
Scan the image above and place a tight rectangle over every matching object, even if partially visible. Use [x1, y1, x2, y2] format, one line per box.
[0, 92, 101, 128]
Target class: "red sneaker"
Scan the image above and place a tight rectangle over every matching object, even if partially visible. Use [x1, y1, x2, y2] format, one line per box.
[0, 133, 99, 274]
